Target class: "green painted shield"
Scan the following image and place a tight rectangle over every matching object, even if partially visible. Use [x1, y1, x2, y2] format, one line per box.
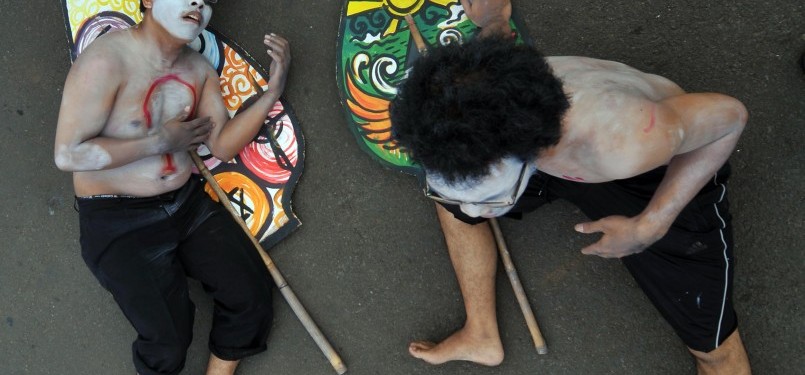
[336, 0, 528, 176]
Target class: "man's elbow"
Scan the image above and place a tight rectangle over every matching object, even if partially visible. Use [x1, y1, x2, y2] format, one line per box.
[206, 143, 236, 163]
[722, 95, 749, 133]
[211, 151, 235, 162]
[54, 147, 73, 172]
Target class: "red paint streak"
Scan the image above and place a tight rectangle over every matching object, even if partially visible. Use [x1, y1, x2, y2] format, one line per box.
[162, 154, 177, 174]
[562, 175, 586, 182]
[643, 104, 656, 133]
[141, 74, 197, 175]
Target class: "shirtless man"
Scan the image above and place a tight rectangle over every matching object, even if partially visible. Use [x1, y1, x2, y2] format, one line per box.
[54, 1, 290, 374]
[388, 3, 751, 374]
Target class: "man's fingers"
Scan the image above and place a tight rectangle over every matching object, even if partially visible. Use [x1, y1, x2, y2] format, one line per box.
[581, 242, 619, 258]
[580, 242, 599, 256]
[169, 106, 192, 122]
[264, 40, 288, 61]
[459, 0, 474, 15]
[264, 34, 289, 57]
[575, 221, 603, 234]
[187, 116, 212, 127]
[264, 33, 288, 46]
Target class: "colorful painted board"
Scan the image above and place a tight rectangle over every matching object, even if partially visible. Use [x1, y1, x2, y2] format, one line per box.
[336, 0, 528, 177]
[61, 0, 304, 250]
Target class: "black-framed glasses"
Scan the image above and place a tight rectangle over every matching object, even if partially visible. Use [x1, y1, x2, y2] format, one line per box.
[423, 162, 530, 208]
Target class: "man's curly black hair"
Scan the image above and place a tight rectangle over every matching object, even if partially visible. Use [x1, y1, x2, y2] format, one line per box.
[390, 36, 569, 184]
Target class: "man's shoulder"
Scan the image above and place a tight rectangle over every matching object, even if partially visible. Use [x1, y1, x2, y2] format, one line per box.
[71, 32, 127, 77]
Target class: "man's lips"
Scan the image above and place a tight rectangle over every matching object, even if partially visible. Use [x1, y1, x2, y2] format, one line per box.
[182, 10, 202, 25]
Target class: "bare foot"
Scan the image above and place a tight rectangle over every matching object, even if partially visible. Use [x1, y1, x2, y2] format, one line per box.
[206, 353, 240, 375]
[408, 326, 504, 366]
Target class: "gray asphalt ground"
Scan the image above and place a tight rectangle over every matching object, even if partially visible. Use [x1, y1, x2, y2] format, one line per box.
[1, 1, 803, 374]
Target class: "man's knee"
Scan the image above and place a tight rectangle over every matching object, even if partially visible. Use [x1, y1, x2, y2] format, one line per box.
[134, 340, 191, 375]
[232, 282, 274, 323]
[688, 330, 750, 375]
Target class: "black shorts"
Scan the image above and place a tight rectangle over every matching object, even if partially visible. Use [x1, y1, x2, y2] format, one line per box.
[77, 177, 274, 375]
[441, 164, 737, 352]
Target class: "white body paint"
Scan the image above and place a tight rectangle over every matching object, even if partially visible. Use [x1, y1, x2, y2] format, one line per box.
[153, 0, 211, 42]
[55, 144, 112, 171]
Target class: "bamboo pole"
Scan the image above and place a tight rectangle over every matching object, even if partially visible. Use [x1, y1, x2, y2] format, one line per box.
[190, 152, 347, 374]
[404, 14, 428, 54]
[489, 218, 548, 355]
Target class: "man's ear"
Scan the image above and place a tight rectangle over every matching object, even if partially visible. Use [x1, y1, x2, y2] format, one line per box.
[141, 0, 153, 10]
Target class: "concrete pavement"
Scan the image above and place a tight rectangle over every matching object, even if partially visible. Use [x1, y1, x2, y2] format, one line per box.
[0, 0, 803, 374]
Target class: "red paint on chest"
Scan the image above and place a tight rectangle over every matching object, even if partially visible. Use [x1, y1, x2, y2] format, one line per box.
[562, 175, 586, 182]
[643, 104, 656, 133]
[142, 74, 197, 175]
[142, 74, 197, 128]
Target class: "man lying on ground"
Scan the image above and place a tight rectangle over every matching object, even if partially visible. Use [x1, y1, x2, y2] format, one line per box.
[54, 1, 290, 374]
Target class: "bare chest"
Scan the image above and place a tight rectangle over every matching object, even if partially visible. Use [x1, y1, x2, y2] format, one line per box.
[103, 67, 204, 138]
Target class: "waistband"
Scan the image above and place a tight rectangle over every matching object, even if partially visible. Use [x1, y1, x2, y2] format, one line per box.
[74, 177, 202, 212]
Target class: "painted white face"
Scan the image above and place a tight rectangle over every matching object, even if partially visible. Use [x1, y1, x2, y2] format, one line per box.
[426, 157, 535, 218]
[152, 0, 212, 42]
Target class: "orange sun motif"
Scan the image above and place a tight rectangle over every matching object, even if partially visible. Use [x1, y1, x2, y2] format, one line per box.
[347, 0, 457, 36]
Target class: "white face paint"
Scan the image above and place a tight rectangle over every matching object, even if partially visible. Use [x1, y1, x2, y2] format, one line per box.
[426, 157, 535, 218]
[55, 144, 112, 171]
[152, 0, 212, 42]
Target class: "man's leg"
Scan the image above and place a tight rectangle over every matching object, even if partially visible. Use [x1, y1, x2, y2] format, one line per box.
[408, 204, 504, 366]
[83, 225, 195, 375]
[689, 329, 751, 375]
[205, 354, 240, 375]
[177, 194, 274, 373]
[564, 164, 751, 372]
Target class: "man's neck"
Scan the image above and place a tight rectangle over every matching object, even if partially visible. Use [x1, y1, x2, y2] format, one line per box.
[132, 16, 188, 69]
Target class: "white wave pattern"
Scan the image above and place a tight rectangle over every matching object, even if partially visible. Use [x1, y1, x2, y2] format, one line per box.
[371, 57, 399, 96]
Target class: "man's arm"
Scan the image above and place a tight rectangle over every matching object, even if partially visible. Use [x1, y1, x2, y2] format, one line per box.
[575, 93, 748, 258]
[54, 48, 211, 172]
[202, 34, 291, 161]
[460, 0, 512, 38]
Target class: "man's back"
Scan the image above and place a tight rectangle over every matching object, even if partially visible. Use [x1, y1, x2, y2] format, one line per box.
[537, 56, 743, 184]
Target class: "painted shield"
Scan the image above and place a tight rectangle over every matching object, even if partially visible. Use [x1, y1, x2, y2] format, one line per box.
[336, 0, 528, 177]
[61, 0, 304, 249]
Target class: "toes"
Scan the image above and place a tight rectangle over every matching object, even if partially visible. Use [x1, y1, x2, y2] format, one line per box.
[408, 341, 436, 358]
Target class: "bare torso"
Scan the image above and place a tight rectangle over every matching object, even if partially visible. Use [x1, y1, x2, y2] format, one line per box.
[536, 56, 686, 182]
[64, 29, 211, 197]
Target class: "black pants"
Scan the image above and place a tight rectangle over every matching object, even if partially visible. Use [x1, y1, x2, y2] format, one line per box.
[77, 177, 274, 375]
[442, 164, 736, 352]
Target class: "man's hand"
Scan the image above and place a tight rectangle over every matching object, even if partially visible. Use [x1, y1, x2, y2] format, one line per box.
[264, 34, 291, 97]
[460, 0, 512, 37]
[574, 215, 666, 258]
[157, 107, 213, 153]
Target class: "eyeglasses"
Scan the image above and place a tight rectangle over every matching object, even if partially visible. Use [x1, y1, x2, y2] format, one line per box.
[423, 162, 530, 208]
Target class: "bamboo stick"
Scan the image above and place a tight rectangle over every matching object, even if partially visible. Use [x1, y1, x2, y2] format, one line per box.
[190, 151, 347, 374]
[404, 14, 428, 54]
[489, 218, 548, 354]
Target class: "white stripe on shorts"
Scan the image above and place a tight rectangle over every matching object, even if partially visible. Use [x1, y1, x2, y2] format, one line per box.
[712, 172, 729, 348]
